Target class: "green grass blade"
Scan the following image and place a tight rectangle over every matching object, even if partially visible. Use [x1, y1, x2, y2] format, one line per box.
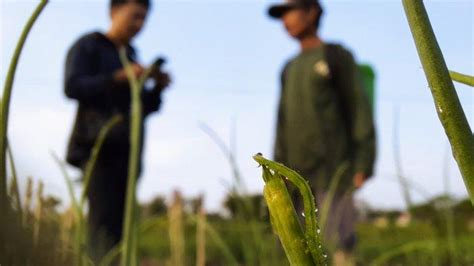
[99, 243, 122, 266]
[168, 191, 185, 266]
[51, 152, 85, 266]
[261, 165, 315, 266]
[191, 215, 240, 266]
[80, 115, 122, 206]
[195, 196, 206, 266]
[450, 71, 474, 87]
[393, 106, 413, 211]
[199, 123, 245, 191]
[51, 152, 80, 215]
[402, 0, 474, 204]
[118, 47, 142, 266]
[254, 154, 326, 265]
[6, 141, 22, 215]
[131, 200, 140, 266]
[319, 162, 349, 234]
[0, 0, 48, 217]
[370, 240, 437, 266]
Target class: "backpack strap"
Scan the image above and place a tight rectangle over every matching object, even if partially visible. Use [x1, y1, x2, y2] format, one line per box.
[325, 43, 353, 134]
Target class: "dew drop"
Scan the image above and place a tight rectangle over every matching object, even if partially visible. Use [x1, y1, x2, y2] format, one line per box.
[301, 212, 306, 217]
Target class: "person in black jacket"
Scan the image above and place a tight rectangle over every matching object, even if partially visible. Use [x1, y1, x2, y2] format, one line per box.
[64, 0, 170, 261]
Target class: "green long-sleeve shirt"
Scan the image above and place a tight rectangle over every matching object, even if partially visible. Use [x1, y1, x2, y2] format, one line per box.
[274, 44, 376, 190]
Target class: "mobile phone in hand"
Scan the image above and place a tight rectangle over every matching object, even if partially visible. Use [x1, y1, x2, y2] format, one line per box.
[152, 57, 166, 70]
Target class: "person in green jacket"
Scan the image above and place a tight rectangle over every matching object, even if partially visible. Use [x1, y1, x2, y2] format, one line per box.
[268, 0, 376, 263]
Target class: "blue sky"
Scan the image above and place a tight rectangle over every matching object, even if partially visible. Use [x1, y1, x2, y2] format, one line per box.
[1, 0, 473, 211]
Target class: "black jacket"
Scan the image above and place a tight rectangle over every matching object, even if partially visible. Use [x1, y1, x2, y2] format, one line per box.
[64, 32, 163, 168]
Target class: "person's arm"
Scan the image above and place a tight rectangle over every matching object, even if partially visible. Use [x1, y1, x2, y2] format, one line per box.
[274, 64, 290, 165]
[341, 50, 376, 181]
[64, 39, 115, 103]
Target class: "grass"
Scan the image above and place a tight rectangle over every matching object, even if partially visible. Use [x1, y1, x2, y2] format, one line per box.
[254, 154, 326, 266]
[136, 199, 474, 265]
[356, 214, 474, 265]
[0, 0, 49, 261]
[118, 47, 143, 266]
[402, 0, 474, 204]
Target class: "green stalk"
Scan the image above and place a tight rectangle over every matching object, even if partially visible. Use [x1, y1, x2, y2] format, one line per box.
[80, 115, 122, 206]
[393, 106, 413, 212]
[168, 191, 185, 266]
[196, 216, 239, 266]
[261, 166, 315, 266]
[442, 145, 458, 265]
[318, 162, 349, 235]
[51, 153, 84, 266]
[118, 47, 143, 266]
[23, 177, 33, 226]
[444, 203, 457, 265]
[6, 141, 22, 214]
[195, 196, 206, 266]
[450, 71, 474, 87]
[199, 123, 245, 191]
[0, 0, 48, 208]
[371, 240, 437, 266]
[254, 154, 326, 265]
[200, 123, 267, 265]
[402, 0, 474, 204]
[99, 243, 122, 266]
[53, 115, 121, 264]
[33, 181, 44, 247]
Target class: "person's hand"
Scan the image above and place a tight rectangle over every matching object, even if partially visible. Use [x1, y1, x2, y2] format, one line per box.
[113, 63, 145, 83]
[152, 71, 171, 90]
[353, 172, 368, 189]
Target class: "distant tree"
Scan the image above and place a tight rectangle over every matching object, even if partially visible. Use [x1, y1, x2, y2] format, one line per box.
[142, 196, 167, 217]
[222, 193, 268, 220]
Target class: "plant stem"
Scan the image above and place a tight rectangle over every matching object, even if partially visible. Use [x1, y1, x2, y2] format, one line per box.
[319, 162, 349, 234]
[80, 115, 122, 206]
[51, 152, 84, 266]
[0, 0, 48, 216]
[195, 195, 206, 266]
[393, 106, 413, 212]
[402, 0, 474, 204]
[119, 47, 143, 266]
[254, 154, 326, 265]
[450, 71, 474, 87]
[261, 166, 315, 266]
[168, 191, 185, 266]
[6, 141, 22, 215]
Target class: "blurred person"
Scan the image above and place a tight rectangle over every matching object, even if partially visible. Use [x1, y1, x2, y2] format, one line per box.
[268, 0, 376, 264]
[64, 0, 170, 261]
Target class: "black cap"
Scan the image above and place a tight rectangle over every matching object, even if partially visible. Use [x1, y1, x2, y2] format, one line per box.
[268, 0, 321, 19]
[110, 0, 151, 9]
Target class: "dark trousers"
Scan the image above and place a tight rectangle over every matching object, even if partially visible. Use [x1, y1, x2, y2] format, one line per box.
[86, 156, 128, 263]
